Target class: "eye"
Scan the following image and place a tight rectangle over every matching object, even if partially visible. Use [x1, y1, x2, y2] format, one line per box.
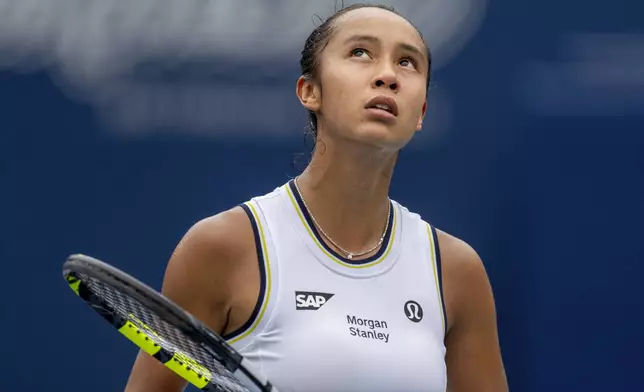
[400, 58, 417, 69]
[350, 47, 370, 58]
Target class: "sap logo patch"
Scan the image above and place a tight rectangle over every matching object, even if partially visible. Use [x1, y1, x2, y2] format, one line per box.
[295, 291, 334, 310]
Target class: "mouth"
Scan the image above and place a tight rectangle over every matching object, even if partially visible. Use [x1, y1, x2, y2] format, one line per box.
[365, 96, 399, 117]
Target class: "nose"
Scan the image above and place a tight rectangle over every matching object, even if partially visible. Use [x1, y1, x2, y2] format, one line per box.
[372, 64, 399, 92]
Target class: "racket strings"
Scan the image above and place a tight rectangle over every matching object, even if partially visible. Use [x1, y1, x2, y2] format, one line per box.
[78, 272, 249, 392]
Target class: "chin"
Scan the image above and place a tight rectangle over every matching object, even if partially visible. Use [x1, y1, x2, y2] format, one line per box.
[346, 124, 411, 150]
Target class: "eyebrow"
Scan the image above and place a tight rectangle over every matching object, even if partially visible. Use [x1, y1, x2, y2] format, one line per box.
[343, 34, 427, 63]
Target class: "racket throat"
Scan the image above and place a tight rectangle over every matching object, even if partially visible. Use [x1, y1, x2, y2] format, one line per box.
[200, 342, 242, 373]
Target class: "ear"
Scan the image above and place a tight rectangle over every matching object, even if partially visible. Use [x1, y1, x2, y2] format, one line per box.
[415, 100, 427, 131]
[296, 75, 321, 113]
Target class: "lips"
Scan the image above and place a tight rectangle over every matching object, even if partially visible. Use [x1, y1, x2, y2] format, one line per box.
[365, 96, 399, 117]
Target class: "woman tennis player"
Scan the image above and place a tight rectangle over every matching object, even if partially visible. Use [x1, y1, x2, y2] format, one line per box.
[125, 3, 507, 392]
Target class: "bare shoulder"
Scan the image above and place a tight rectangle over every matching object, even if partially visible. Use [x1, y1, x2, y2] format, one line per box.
[166, 205, 256, 275]
[433, 228, 490, 331]
[434, 228, 487, 286]
[434, 229, 484, 269]
[434, 228, 508, 392]
[161, 205, 258, 333]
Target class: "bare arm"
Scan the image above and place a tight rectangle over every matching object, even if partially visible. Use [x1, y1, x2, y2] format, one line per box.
[439, 230, 508, 392]
[124, 207, 258, 392]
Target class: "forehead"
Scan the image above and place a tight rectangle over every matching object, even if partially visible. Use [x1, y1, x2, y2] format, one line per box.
[330, 8, 424, 48]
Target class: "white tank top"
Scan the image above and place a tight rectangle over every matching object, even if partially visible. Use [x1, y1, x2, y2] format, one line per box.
[223, 180, 447, 392]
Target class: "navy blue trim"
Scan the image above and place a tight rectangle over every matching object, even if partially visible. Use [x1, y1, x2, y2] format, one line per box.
[221, 203, 267, 341]
[429, 225, 447, 332]
[288, 179, 394, 265]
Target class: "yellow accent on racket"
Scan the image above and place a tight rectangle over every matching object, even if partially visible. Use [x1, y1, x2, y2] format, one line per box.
[164, 351, 212, 389]
[118, 320, 162, 356]
[65, 275, 81, 295]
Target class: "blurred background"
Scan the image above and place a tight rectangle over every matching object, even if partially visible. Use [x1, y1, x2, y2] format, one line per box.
[1, 0, 643, 390]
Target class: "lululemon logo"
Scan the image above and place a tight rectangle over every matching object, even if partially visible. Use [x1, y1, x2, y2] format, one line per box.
[404, 300, 423, 322]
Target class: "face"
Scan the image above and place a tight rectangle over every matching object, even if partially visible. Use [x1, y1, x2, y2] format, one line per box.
[297, 8, 429, 150]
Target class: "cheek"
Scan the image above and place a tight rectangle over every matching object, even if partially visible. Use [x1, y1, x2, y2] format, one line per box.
[322, 77, 359, 116]
[320, 63, 364, 107]
[410, 88, 427, 114]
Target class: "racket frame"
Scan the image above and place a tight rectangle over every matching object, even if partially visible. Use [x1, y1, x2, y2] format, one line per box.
[63, 254, 276, 392]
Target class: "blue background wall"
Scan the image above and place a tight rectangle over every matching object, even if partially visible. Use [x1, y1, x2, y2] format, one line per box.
[1, 0, 642, 390]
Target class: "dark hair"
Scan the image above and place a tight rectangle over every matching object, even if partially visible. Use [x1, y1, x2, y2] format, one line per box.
[299, 2, 432, 142]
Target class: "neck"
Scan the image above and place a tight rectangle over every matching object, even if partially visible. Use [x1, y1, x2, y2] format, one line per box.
[295, 137, 398, 257]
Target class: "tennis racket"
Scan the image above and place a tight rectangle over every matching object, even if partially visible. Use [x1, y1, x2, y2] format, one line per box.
[62, 253, 278, 392]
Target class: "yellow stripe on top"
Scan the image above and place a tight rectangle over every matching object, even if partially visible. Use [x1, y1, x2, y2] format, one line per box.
[285, 184, 396, 269]
[426, 223, 446, 336]
[226, 201, 272, 345]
